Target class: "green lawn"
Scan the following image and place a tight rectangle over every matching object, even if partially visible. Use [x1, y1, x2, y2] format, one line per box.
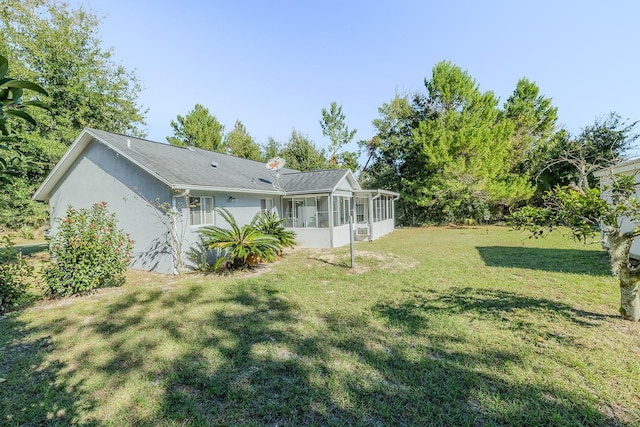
[1, 226, 639, 426]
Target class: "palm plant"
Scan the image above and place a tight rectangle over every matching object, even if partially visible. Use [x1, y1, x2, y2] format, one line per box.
[254, 210, 296, 251]
[199, 208, 280, 270]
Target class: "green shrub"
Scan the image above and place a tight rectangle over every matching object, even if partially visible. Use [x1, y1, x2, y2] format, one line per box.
[187, 242, 215, 273]
[0, 180, 49, 230]
[19, 225, 35, 240]
[254, 210, 296, 251]
[0, 236, 33, 312]
[44, 203, 133, 296]
[200, 208, 280, 271]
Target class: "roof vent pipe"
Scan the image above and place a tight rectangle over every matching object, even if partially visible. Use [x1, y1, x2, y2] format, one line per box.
[127, 138, 131, 148]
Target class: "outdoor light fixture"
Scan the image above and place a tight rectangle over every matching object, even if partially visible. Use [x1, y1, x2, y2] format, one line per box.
[228, 196, 237, 202]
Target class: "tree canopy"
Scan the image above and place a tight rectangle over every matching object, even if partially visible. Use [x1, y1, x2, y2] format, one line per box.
[0, 54, 49, 184]
[279, 129, 327, 171]
[225, 120, 262, 161]
[0, 0, 146, 228]
[167, 103, 225, 152]
[528, 113, 638, 199]
[320, 102, 357, 163]
[502, 77, 559, 182]
[262, 137, 281, 162]
[363, 61, 547, 224]
[415, 61, 534, 222]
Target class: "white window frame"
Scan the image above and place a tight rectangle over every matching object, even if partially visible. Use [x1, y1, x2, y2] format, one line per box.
[332, 195, 352, 226]
[355, 197, 368, 224]
[261, 198, 274, 213]
[283, 196, 329, 228]
[188, 196, 215, 227]
[374, 195, 391, 223]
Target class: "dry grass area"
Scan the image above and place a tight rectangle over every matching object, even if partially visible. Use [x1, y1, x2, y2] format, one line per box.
[302, 248, 418, 274]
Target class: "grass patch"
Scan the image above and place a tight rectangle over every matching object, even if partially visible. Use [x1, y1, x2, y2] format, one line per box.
[1, 226, 639, 425]
[0, 239, 48, 264]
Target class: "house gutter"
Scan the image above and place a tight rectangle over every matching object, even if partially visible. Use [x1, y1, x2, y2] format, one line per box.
[593, 163, 640, 178]
[171, 184, 284, 196]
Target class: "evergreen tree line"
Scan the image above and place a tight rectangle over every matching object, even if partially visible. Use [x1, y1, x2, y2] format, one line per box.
[360, 62, 637, 225]
[165, 102, 359, 173]
[0, 0, 636, 230]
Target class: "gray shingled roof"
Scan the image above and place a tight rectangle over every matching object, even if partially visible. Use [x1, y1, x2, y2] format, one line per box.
[87, 128, 301, 193]
[279, 169, 351, 194]
[35, 128, 362, 200]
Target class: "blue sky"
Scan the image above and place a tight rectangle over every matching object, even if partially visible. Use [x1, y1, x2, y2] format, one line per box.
[71, 0, 640, 156]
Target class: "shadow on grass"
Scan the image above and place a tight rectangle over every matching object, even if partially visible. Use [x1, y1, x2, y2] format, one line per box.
[322, 311, 611, 426]
[0, 242, 48, 262]
[8, 279, 627, 425]
[375, 287, 616, 336]
[309, 256, 349, 268]
[477, 246, 611, 276]
[0, 314, 100, 426]
[97, 282, 625, 424]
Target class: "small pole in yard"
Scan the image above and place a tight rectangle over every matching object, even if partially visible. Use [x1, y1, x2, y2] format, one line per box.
[349, 213, 355, 268]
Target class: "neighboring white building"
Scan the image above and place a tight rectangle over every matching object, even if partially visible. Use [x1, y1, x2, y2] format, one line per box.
[34, 128, 399, 274]
[594, 158, 640, 258]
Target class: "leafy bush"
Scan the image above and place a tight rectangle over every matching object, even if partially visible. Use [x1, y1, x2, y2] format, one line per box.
[0, 236, 33, 312]
[200, 208, 280, 271]
[0, 180, 49, 230]
[44, 203, 133, 296]
[254, 210, 296, 252]
[187, 242, 215, 273]
[19, 225, 35, 240]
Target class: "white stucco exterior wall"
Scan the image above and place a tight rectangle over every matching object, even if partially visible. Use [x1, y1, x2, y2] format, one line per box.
[48, 140, 176, 274]
[370, 218, 396, 240]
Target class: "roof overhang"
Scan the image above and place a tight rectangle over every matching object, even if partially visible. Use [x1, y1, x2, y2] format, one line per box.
[33, 128, 398, 202]
[33, 128, 287, 201]
[593, 158, 640, 178]
[33, 128, 176, 201]
[34, 129, 95, 201]
[282, 190, 334, 196]
[331, 169, 361, 192]
[173, 184, 284, 195]
[281, 189, 400, 197]
[354, 189, 400, 197]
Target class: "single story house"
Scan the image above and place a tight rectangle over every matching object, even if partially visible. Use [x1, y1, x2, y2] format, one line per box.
[34, 128, 399, 274]
[594, 158, 640, 259]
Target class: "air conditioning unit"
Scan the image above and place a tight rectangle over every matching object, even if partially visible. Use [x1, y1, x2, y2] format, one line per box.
[355, 225, 370, 240]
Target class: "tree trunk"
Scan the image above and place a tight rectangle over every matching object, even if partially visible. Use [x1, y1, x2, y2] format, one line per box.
[607, 230, 640, 321]
[620, 271, 640, 322]
[618, 278, 640, 321]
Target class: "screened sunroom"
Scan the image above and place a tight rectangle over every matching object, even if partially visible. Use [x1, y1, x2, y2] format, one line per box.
[280, 189, 398, 248]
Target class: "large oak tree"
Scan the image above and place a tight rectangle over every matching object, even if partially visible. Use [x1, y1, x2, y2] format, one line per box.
[0, 0, 146, 228]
